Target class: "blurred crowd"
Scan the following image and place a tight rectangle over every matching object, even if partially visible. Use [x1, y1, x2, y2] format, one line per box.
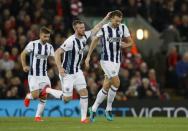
[83, 0, 188, 41]
[0, 0, 188, 100]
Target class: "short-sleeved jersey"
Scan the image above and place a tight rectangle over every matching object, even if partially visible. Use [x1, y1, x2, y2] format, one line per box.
[96, 23, 130, 63]
[24, 39, 54, 76]
[60, 31, 91, 74]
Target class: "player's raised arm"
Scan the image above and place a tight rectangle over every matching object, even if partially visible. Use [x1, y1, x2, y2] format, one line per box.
[85, 36, 100, 69]
[90, 12, 112, 35]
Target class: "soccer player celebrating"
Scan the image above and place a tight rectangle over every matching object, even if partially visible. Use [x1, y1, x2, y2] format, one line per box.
[85, 10, 133, 122]
[43, 12, 112, 123]
[21, 26, 55, 122]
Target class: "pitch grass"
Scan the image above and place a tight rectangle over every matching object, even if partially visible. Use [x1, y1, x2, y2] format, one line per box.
[0, 117, 188, 131]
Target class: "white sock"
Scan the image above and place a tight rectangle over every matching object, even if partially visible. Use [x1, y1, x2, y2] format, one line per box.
[46, 88, 63, 99]
[80, 96, 88, 121]
[106, 85, 118, 111]
[26, 93, 33, 99]
[35, 99, 46, 117]
[92, 88, 107, 112]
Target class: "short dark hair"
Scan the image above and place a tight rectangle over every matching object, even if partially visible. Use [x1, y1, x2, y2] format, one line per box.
[40, 26, 52, 34]
[72, 20, 84, 27]
[110, 10, 123, 18]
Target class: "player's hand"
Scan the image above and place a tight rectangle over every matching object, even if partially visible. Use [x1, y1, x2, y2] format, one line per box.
[121, 41, 132, 48]
[105, 11, 112, 20]
[23, 66, 30, 72]
[85, 57, 90, 69]
[59, 67, 65, 76]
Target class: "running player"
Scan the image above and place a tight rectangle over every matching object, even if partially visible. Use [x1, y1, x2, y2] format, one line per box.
[85, 10, 133, 122]
[43, 12, 112, 123]
[21, 26, 54, 122]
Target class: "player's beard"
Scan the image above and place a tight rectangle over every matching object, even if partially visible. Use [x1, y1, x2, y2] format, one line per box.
[113, 24, 119, 28]
[78, 31, 85, 37]
[41, 40, 48, 44]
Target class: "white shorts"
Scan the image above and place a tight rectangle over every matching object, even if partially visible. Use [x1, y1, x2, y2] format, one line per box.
[100, 60, 120, 79]
[59, 70, 87, 97]
[28, 75, 51, 92]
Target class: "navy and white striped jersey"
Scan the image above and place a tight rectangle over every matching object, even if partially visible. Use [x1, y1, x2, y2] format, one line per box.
[96, 23, 130, 63]
[60, 31, 91, 74]
[24, 39, 55, 76]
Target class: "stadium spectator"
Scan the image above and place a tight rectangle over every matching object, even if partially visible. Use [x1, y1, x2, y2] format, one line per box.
[137, 78, 155, 99]
[0, 78, 6, 98]
[139, 62, 148, 78]
[0, 52, 15, 71]
[166, 46, 180, 89]
[160, 25, 181, 55]
[176, 52, 188, 98]
[148, 69, 160, 98]
[125, 77, 139, 98]
[178, 15, 188, 41]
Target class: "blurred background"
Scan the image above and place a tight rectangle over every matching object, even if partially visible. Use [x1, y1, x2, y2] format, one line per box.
[0, 0, 188, 105]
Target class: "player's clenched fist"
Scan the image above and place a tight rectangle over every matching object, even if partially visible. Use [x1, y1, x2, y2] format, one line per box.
[23, 66, 30, 72]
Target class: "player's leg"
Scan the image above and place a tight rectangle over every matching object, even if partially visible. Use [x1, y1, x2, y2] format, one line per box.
[77, 88, 88, 123]
[89, 76, 110, 122]
[105, 63, 121, 121]
[42, 85, 63, 100]
[35, 94, 47, 122]
[59, 74, 74, 103]
[24, 90, 40, 107]
[34, 77, 51, 122]
[75, 70, 89, 123]
[24, 76, 40, 107]
[89, 61, 111, 122]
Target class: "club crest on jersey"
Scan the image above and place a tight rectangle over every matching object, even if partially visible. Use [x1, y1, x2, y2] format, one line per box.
[107, 37, 121, 43]
[118, 30, 123, 36]
[78, 49, 84, 54]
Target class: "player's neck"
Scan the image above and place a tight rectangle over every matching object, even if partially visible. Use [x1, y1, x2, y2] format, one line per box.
[75, 33, 82, 39]
[39, 39, 46, 45]
[109, 22, 117, 28]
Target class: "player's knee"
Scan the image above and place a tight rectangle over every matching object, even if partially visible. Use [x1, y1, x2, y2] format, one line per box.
[32, 94, 39, 99]
[31, 92, 40, 99]
[79, 88, 88, 96]
[111, 76, 120, 88]
[103, 86, 110, 92]
[39, 94, 47, 100]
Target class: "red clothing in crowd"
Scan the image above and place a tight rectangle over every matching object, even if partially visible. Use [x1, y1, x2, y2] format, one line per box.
[168, 52, 180, 68]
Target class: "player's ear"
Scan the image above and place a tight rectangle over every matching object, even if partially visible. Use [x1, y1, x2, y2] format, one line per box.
[73, 25, 76, 31]
[39, 32, 42, 38]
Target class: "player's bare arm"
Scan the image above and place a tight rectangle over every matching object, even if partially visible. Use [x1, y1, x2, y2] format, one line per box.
[91, 12, 112, 35]
[54, 48, 65, 76]
[121, 36, 133, 48]
[20, 50, 30, 72]
[85, 36, 100, 69]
